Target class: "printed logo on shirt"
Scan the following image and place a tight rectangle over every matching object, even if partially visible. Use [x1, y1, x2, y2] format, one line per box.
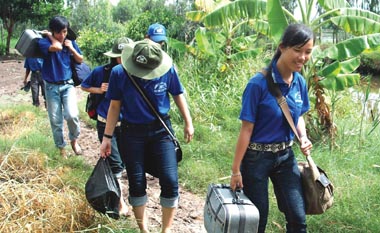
[154, 82, 167, 94]
[295, 92, 303, 104]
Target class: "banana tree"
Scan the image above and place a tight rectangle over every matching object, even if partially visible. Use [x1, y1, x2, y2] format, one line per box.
[184, 0, 266, 63]
[184, 0, 380, 138]
[266, 0, 380, 138]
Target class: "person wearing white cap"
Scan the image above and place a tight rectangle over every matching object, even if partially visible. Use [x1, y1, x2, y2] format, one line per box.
[81, 37, 133, 217]
[100, 39, 194, 233]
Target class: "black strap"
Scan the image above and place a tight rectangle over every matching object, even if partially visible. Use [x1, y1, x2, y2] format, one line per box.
[122, 69, 179, 142]
[103, 64, 112, 83]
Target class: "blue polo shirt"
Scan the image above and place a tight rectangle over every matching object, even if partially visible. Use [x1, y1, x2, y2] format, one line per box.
[38, 37, 82, 83]
[24, 58, 43, 72]
[239, 62, 310, 144]
[106, 64, 184, 124]
[81, 65, 122, 120]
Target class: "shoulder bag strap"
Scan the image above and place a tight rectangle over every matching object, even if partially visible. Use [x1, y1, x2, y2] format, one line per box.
[122, 69, 178, 142]
[261, 69, 301, 142]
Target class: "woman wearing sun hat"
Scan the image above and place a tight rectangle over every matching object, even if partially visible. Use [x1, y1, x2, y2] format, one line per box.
[99, 39, 194, 233]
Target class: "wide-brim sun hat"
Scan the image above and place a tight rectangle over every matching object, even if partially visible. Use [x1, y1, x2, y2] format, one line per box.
[104, 37, 134, 58]
[121, 39, 172, 80]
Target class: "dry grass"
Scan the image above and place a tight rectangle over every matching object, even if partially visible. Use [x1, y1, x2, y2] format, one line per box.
[0, 150, 96, 232]
[0, 110, 98, 232]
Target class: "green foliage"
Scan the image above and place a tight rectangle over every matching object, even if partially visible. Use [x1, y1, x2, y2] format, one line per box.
[112, 0, 145, 23]
[359, 50, 380, 75]
[124, 6, 186, 42]
[77, 24, 127, 66]
[0, 0, 64, 54]
[0, 43, 5, 55]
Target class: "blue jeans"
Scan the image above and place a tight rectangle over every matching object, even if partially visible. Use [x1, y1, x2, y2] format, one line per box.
[97, 121, 124, 178]
[119, 118, 179, 208]
[241, 148, 306, 233]
[44, 80, 80, 148]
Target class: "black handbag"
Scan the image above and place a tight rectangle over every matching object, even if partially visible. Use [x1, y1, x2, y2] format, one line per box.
[123, 69, 182, 164]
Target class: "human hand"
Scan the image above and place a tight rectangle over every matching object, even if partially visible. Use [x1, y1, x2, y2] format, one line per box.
[100, 138, 111, 158]
[40, 30, 51, 37]
[63, 39, 73, 49]
[230, 172, 243, 191]
[100, 83, 109, 93]
[300, 136, 312, 156]
[183, 124, 194, 143]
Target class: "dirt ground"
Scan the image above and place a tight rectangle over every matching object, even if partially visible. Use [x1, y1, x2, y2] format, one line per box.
[0, 54, 207, 233]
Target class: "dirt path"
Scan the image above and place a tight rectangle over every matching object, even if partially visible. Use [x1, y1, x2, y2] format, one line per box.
[0, 56, 206, 232]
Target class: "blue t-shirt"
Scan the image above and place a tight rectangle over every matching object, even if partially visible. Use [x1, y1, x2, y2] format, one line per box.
[24, 58, 43, 72]
[239, 63, 310, 144]
[38, 37, 82, 83]
[106, 64, 184, 124]
[81, 65, 122, 120]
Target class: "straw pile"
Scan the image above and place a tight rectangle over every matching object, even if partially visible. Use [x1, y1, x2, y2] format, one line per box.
[0, 112, 95, 233]
[0, 150, 95, 232]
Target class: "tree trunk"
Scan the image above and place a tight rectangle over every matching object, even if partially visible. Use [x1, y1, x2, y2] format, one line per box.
[4, 18, 14, 55]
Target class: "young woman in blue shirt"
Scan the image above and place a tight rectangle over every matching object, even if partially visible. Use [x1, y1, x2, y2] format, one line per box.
[230, 24, 314, 233]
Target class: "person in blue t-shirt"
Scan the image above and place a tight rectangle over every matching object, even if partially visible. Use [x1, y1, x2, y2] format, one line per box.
[230, 24, 314, 233]
[81, 37, 133, 217]
[38, 16, 83, 158]
[100, 39, 194, 233]
[23, 57, 45, 107]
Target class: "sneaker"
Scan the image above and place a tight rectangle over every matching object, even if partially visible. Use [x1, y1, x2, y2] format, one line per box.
[70, 140, 82, 155]
[60, 148, 67, 159]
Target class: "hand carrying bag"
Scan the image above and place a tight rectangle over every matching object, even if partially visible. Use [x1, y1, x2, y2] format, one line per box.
[85, 65, 111, 120]
[85, 158, 121, 219]
[204, 184, 259, 233]
[262, 69, 334, 215]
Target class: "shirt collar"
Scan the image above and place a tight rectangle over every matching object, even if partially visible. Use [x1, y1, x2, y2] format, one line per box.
[271, 59, 299, 86]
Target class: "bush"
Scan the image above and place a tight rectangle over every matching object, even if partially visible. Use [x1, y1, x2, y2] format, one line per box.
[77, 24, 127, 66]
[0, 43, 5, 55]
[359, 50, 380, 75]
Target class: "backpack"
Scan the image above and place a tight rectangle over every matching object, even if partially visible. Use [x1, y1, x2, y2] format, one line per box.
[85, 65, 112, 120]
[71, 57, 92, 86]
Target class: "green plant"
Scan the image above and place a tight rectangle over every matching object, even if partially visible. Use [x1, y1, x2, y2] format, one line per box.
[77, 25, 126, 66]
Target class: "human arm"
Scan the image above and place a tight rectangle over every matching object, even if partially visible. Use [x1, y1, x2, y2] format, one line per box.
[65, 39, 83, 63]
[81, 83, 108, 94]
[99, 100, 121, 158]
[296, 116, 312, 156]
[230, 120, 254, 191]
[40, 30, 83, 63]
[40, 30, 63, 52]
[172, 94, 194, 143]
[24, 69, 31, 85]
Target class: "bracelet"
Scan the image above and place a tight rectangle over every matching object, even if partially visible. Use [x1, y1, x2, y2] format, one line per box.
[103, 134, 113, 139]
[231, 172, 241, 177]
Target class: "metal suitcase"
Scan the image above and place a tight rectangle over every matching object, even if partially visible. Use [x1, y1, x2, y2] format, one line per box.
[204, 184, 259, 233]
[15, 29, 44, 58]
